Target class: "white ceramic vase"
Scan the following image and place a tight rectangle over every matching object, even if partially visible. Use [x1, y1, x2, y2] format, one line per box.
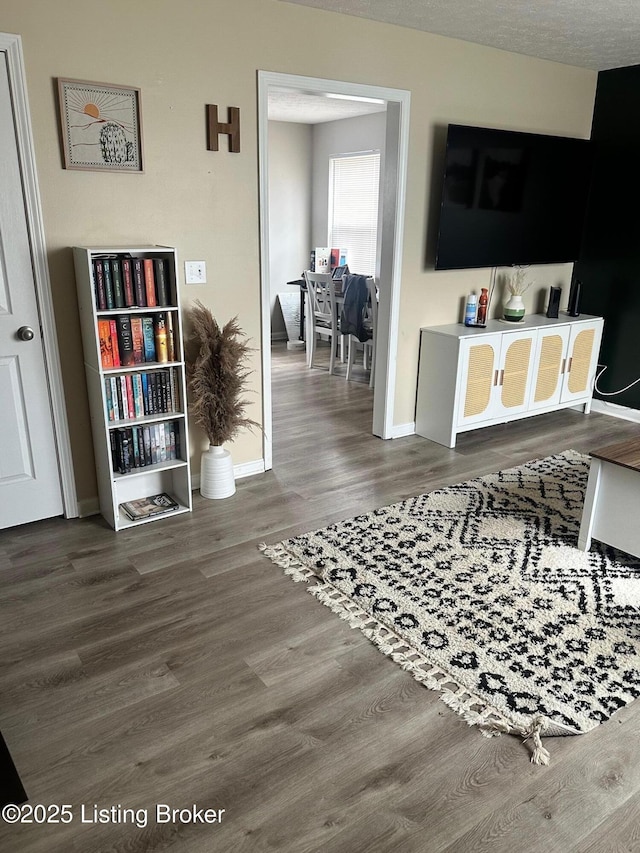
[503, 294, 525, 322]
[200, 444, 236, 499]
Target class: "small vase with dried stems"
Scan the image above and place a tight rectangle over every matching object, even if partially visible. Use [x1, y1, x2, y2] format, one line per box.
[504, 268, 533, 322]
[186, 300, 259, 499]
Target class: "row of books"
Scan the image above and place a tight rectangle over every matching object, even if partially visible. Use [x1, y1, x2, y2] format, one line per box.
[110, 420, 182, 474]
[104, 368, 181, 422]
[93, 255, 173, 310]
[98, 312, 177, 369]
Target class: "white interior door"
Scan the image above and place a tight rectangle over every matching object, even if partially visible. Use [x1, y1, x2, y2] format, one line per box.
[0, 55, 63, 528]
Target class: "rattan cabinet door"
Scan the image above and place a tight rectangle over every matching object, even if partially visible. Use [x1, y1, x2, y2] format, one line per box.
[457, 330, 536, 427]
[529, 325, 571, 411]
[561, 320, 603, 403]
[457, 335, 500, 426]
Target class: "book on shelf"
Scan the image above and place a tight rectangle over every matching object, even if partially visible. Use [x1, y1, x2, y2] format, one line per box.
[142, 316, 156, 361]
[132, 373, 144, 418]
[120, 492, 180, 521]
[115, 314, 135, 367]
[125, 374, 135, 418]
[132, 257, 146, 307]
[142, 426, 151, 466]
[154, 313, 169, 363]
[109, 376, 120, 420]
[114, 428, 132, 474]
[109, 319, 121, 366]
[154, 257, 170, 306]
[131, 427, 143, 468]
[103, 259, 115, 310]
[130, 317, 144, 364]
[111, 259, 125, 308]
[121, 257, 136, 307]
[118, 376, 129, 419]
[93, 259, 107, 310]
[98, 319, 114, 368]
[143, 258, 157, 307]
[166, 312, 176, 361]
[114, 376, 123, 420]
[104, 375, 114, 420]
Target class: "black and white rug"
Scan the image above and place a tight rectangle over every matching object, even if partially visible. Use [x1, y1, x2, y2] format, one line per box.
[260, 451, 640, 763]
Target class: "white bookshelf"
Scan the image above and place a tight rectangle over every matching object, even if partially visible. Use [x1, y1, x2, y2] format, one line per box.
[73, 245, 192, 530]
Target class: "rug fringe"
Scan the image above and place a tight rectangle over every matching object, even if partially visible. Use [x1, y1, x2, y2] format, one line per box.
[257, 543, 316, 583]
[259, 542, 554, 764]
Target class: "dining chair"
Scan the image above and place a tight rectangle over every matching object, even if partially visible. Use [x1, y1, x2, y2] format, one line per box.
[303, 270, 340, 374]
[344, 276, 377, 388]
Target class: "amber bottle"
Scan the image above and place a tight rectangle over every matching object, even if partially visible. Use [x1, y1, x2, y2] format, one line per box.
[477, 287, 489, 325]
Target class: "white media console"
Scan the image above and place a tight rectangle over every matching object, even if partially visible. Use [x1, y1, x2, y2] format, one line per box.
[416, 313, 603, 448]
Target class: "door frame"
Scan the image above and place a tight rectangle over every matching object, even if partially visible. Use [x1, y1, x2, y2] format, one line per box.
[257, 71, 410, 469]
[1, 32, 77, 518]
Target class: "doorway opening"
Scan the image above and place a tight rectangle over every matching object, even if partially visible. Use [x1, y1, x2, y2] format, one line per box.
[257, 72, 410, 470]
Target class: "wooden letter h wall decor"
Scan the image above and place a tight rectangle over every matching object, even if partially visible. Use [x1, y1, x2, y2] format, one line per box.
[207, 105, 240, 153]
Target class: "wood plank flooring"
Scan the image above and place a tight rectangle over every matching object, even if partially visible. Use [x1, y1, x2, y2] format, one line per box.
[1, 341, 640, 852]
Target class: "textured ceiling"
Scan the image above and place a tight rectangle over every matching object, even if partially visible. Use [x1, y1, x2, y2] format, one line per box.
[268, 87, 387, 123]
[279, 0, 640, 71]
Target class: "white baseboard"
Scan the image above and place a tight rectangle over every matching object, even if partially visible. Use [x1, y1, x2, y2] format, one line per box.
[234, 458, 267, 479]
[390, 421, 416, 439]
[591, 400, 640, 423]
[191, 457, 266, 491]
[76, 496, 100, 517]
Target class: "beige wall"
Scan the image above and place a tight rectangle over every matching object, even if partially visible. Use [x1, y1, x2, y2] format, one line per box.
[1, 0, 597, 505]
[268, 120, 311, 338]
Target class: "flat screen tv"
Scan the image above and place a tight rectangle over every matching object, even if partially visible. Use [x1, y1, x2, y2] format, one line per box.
[434, 124, 593, 270]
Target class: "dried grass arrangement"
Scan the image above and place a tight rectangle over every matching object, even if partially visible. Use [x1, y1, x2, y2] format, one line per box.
[507, 268, 534, 296]
[186, 300, 259, 447]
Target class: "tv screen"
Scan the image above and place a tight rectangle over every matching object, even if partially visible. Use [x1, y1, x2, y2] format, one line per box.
[434, 124, 593, 270]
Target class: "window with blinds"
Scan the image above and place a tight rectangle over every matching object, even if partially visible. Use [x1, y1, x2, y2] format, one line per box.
[328, 151, 380, 277]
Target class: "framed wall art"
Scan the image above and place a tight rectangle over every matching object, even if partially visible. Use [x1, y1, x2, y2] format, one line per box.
[57, 78, 143, 172]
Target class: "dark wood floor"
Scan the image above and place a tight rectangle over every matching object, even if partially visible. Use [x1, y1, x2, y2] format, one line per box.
[2, 342, 640, 852]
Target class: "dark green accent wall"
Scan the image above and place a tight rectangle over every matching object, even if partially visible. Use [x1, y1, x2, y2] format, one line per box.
[575, 64, 640, 410]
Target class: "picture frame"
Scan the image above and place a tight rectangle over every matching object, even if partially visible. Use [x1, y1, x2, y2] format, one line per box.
[57, 78, 143, 172]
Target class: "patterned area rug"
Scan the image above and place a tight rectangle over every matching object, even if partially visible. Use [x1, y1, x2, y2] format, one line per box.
[260, 451, 640, 764]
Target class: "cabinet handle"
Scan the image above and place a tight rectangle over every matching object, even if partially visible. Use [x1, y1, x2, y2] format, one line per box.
[561, 358, 566, 374]
[567, 357, 573, 373]
[494, 369, 499, 386]
[499, 369, 505, 386]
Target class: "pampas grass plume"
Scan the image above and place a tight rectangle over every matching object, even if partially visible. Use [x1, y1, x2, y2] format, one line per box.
[186, 300, 259, 446]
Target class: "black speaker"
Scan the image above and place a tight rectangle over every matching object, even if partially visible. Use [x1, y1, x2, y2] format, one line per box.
[546, 286, 561, 319]
[568, 279, 582, 317]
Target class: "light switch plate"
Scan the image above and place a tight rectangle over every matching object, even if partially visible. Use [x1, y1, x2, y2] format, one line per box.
[185, 260, 207, 284]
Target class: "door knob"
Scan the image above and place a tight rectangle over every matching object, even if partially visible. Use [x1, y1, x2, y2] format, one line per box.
[18, 325, 35, 341]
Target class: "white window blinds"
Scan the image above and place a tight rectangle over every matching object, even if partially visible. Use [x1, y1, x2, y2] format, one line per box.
[328, 151, 380, 277]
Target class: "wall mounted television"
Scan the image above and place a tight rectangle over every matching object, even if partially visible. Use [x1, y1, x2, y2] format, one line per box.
[434, 124, 593, 271]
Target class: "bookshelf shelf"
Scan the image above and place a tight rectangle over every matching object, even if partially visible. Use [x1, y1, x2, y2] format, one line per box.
[73, 245, 193, 531]
[96, 306, 180, 316]
[112, 457, 187, 481]
[116, 503, 191, 530]
[108, 412, 186, 429]
[101, 360, 183, 374]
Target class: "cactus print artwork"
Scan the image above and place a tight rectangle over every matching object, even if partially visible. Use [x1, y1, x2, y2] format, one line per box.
[58, 79, 142, 171]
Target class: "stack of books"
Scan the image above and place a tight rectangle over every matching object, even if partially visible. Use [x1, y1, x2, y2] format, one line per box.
[120, 492, 180, 521]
